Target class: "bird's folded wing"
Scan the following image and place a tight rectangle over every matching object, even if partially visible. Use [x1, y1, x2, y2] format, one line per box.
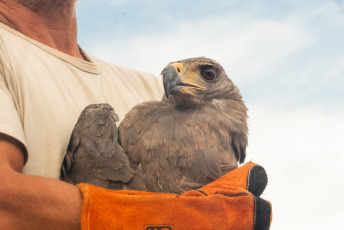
[78, 162, 272, 230]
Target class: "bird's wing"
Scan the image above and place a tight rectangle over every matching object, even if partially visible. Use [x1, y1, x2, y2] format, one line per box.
[60, 104, 134, 189]
[230, 129, 247, 164]
[60, 129, 80, 183]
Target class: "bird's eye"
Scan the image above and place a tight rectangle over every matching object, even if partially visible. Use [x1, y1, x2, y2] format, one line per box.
[201, 66, 216, 81]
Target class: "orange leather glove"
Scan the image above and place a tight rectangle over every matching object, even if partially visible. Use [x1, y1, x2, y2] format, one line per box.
[78, 162, 272, 230]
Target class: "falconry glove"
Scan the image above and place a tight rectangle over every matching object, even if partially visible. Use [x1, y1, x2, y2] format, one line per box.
[78, 162, 272, 230]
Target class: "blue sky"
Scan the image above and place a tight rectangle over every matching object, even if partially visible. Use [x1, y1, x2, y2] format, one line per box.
[76, 1, 344, 229]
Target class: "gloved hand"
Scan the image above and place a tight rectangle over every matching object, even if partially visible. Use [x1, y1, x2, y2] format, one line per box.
[78, 162, 272, 230]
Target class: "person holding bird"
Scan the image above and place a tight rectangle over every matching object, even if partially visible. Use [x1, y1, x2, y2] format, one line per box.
[0, 1, 271, 229]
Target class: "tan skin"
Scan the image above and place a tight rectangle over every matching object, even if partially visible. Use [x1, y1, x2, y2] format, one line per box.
[0, 0, 84, 59]
[0, 0, 85, 229]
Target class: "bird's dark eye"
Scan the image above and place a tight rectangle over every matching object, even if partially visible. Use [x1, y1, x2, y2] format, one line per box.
[201, 66, 216, 81]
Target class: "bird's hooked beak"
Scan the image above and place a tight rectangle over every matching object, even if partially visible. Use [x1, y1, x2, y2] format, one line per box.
[162, 63, 206, 99]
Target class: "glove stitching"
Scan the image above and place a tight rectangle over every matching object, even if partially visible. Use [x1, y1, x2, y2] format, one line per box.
[195, 189, 208, 196]
[214, 192, 254, 198]
[253, 196, 258, 230]
[247, 165, 259, 190]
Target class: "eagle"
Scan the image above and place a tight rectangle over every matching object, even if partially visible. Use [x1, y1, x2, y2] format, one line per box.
[60, 57, 248, 194]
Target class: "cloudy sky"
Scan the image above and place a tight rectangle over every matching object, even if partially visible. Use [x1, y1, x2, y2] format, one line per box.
[76, 0, 344, 229]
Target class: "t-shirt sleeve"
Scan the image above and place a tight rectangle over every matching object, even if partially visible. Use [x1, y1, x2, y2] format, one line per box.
[0, 67, 27, 162]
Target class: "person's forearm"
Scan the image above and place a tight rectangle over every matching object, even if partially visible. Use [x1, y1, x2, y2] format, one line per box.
[0, 168, 82, 230]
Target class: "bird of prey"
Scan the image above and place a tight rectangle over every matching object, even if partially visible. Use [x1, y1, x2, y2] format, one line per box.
[61, 57, 248, 194]
[118, 57, 248, 193]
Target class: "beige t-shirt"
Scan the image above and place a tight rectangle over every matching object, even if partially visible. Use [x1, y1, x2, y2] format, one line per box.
[0, 23, 164, 179]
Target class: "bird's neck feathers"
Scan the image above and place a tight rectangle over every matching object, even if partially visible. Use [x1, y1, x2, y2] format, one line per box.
[168, 94, 206, 110]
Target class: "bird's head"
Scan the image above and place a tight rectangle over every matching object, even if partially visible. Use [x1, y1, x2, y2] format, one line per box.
[162, 57, 242, 108]
[161, 57, 248, 164]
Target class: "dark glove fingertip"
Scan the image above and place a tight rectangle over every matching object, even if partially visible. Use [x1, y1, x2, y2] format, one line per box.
[254, 197, 272, 230]
[247, 165, 268, 196]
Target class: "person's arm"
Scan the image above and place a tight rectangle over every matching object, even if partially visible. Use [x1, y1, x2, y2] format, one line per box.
[0, 134, 83, 230]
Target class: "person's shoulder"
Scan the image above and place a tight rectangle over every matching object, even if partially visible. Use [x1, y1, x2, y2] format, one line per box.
[0, 22, 10, 36]
[0, 22, 26, 46]
[93, 57, 157, 80]
[0, 23, 16, 50]
[91, 56, 164, 100]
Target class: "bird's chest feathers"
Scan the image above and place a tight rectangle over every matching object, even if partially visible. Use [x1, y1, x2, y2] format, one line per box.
[135, 106, 232, 163]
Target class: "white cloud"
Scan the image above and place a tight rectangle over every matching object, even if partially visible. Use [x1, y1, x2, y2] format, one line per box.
[83, 0, 344, 98]
[89, 13, 313, 82]
[247, 105, 344, 229]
